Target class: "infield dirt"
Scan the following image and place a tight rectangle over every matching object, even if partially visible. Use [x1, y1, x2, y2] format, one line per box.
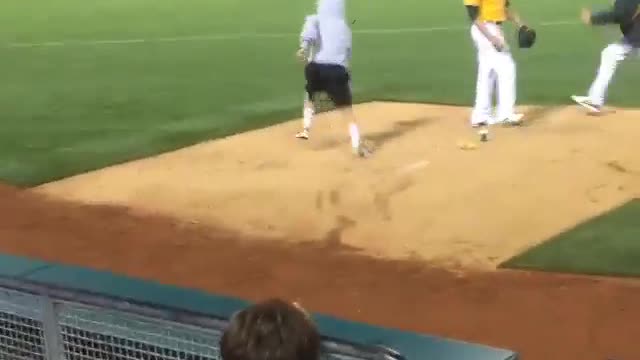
[36, 102, 640, 269]
[0, 182, 639, 360]
[2, 101, 640, 359]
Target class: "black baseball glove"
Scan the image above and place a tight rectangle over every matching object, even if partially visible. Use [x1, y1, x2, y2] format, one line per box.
[517, 25, 536, 48]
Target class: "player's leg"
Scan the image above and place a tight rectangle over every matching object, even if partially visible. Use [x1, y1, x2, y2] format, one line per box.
[471, 60, 495, 127]
[297, 92, 315, 139]
[586, 42, 632, 107]
[494, 50, 522, 124]
[325, 64, 369, 156]
[303, 96, 315, 130]
[487, 69, 497, 122]
[572, 42, 633, 112]
[340, 107, 362, 154]
[470, 25, 497, 127]
[475, 22, 522, 125]
[298, 63, 320, 139]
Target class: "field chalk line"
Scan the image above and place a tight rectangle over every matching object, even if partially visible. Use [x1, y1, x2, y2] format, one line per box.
[6, 20, 578, 49]
[397, 160, 430, 175]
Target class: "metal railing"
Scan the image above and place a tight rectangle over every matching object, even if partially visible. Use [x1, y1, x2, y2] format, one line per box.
[0, 279, 405, 360]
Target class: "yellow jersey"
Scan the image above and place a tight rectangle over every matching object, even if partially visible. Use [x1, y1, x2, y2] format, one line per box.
[464, 0, 508, 22]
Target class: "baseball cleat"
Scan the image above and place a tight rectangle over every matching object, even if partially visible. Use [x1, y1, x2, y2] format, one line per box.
[354, 146, 372, 158]
[571, 95, 601, 113]
[500, 113, 524, 126]
[295, 130, 310, 140]
[353, 140, 374, 158]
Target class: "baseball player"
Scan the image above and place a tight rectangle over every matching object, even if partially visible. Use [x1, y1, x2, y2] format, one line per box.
[464, 0, 526, 127]
[296, 14, 320, 140]
[571, 1, 640, 113]
[295, 0, 370, 157]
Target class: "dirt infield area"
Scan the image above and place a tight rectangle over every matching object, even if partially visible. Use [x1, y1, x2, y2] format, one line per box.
[1, 183, 640, 360]
[2, 102, 640, 359]
[37, 102, 640, 268]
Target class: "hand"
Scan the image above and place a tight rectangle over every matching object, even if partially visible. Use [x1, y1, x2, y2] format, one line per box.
[581, 8, 592, 25]
[490, 36, 506, 51]
[296, 48, 307, 62]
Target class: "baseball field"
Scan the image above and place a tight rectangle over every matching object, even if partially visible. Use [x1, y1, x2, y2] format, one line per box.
[2, 0, 640, 358]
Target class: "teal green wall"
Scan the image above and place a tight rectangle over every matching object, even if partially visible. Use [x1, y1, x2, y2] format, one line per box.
[0, 253, 517, 360]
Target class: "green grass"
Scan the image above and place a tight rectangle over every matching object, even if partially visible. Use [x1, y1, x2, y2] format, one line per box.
[502, 199, 640, 277]
[0, 0, 639, 185]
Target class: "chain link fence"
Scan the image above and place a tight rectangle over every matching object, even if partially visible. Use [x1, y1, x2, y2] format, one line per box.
[0, 282, 403, 360]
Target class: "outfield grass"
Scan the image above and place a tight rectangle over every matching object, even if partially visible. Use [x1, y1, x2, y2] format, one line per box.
[0, 0, 637, 185]
[502, 200, 640, 277]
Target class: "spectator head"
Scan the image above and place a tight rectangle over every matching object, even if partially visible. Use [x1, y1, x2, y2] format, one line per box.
[221, 299, 321, 360]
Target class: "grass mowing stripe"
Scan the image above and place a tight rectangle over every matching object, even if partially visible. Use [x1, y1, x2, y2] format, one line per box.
[6, 20, 578, 49]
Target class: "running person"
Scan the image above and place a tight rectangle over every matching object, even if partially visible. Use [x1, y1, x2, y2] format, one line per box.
[295, 0, 370, 157]
[465, 0, 526, 127]
[571, 0, 640, 113]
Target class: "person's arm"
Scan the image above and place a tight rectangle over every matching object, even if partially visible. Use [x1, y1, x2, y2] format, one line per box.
[587, 8, 616, 25]
[506, 0, 524, 27]
[584, 0, 628, 25]
[297, 16, 319, 61]
[465, 4, 480, 22]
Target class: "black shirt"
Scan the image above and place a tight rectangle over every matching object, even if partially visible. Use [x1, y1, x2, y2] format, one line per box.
[591, 0, 640, 45]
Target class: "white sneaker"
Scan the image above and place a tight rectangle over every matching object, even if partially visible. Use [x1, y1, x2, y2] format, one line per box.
[487, 118, 500, 125]
[500, 113, 524, 126]
[571, 95, 601, 113]
[295, 130, 309, 140]
[472, 116, 499, 127]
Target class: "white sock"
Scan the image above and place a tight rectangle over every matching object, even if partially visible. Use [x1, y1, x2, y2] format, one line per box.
[303, 107, 314, 130]
[349, 123, 360, 149]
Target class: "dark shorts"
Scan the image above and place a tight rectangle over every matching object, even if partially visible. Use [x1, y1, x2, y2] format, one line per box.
[304, 62, 352, 107]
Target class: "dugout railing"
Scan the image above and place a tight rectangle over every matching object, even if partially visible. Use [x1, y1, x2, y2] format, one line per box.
[0, 254, 518, 360]
[0, 277, 405, 360]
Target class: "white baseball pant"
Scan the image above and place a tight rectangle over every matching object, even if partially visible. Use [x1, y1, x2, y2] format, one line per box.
[470, 22, 517, 124]
[587, 42, 638, 106]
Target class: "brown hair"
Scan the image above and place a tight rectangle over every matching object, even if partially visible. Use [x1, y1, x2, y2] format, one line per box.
[220, 299, 321, 360]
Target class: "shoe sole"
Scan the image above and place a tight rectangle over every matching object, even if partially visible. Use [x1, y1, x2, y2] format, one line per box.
[571, 96, 601, 113]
